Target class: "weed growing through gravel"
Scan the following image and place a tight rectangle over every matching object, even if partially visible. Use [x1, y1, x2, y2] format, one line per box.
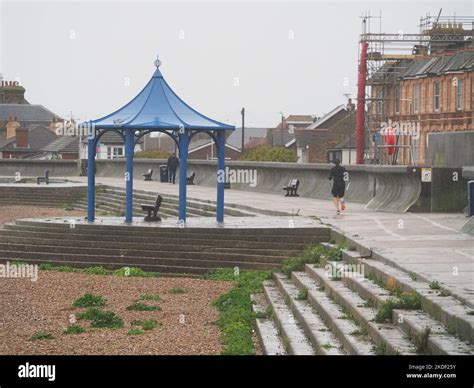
[39, 263, 75, 272]
[429, 280, 441, 290]
[131, 319, 159, 331]
[205, 268, 272, 355]
[127, 328, 145, 336]
[73, 293, 106, 308]
[169, 287, 186, 294]
[63, 324, 87, 335]
[113, 267, 160, 278]
[78, 308, 124, 329]
[80, 266, 108, 275]
[140, 294, 161, 301]
[126, 302, 161, 311]
[29, 331, 54, 341]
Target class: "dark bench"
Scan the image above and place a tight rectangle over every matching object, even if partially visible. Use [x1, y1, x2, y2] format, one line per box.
[283, 179, 299, 197]
[142, 169, 153, 181]
[141, 194, 162, 222]
[37, 170, 50, 185]
[187, 172, 195, 185]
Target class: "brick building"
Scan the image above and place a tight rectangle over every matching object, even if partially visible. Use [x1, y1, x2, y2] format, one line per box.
[368, 49, 473, 165]
[289, 104, 356, 163]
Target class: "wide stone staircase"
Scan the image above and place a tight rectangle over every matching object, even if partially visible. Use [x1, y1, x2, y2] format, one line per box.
[253, 242, 474, 355]
[0, 220, 330, 275]
[72, 185, 264, 218]
[0, 184, 86, 207]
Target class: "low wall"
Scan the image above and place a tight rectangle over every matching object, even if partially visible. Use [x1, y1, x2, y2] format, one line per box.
[0, 159, 80, 177]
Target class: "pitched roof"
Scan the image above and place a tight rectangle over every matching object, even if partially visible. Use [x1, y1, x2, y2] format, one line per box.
[0, 125, 58, 152]
[369, 50, 474, 84]
[286, 105, 348, 147]
[306, 105, 347, 129]
[0, 104, 59, 124]
[188, 138, 240, 153]
[42, 136, 79, 153]
[244, 137, 268, 150]
[268, 129, 295, 147]
[226, 127, 267, 149]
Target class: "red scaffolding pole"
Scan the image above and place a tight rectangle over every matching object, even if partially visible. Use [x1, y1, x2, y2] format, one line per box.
[356, 41, 368, 164]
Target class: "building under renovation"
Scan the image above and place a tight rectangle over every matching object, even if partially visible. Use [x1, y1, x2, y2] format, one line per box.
[361, 13, 473, 165]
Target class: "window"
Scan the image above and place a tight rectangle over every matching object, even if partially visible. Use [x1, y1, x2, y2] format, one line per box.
[107, 146, 124, 159]
[433, 81, 440, 111]
[376, 88, 384, 115]
[327, 150, 342, 164]
[456, 79, 463, 111]
[394, 86, 400, 114]
[413, 84, 421, 113]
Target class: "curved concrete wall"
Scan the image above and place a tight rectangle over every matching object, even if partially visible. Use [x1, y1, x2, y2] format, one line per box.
[0, 159, 468, 213]
[365, 166, 422, 213]
[186, 160, 374, 204]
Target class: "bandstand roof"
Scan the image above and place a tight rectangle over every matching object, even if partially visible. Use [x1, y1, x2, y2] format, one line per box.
[90, 61, 235, 131]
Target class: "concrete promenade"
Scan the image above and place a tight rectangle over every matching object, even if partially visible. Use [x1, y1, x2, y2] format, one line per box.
[72, 176, 473, 306]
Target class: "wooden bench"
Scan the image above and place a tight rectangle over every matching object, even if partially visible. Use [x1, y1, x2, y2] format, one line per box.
[36, 170, 50, 185]
[283, 179, 299, 197]
[141, 194, 162, 222]
[142, 169, 153, 181]
[187, 172, 195, 185]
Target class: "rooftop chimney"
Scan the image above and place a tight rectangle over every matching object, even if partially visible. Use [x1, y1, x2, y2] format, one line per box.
[0, 80, 26, 104]
[15, 127, 29, 148]
[6, 117, 20, 139]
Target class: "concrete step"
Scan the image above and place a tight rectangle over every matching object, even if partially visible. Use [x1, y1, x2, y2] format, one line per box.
[304, 265, 417, 355]
[0, 235, 298, 258]
[0, 250, 278, 271]
[8, 220, 328, 239]
[0, 242, 285, 264]
[0, 228, 310, 251]
[98, 187, 254, 217]
[272, 273, 346, 355]
[291, 271, 376, 355]
[339, 248, 474, 345]
[342, 268, 474, 355]
[73, 202, 177, 218]
[91, 193, 217, 217]
[0, 257, 204, 276]
[251, 293, 287, 355]
[263, 281, 315, 355]
[5, 225, 327, 244]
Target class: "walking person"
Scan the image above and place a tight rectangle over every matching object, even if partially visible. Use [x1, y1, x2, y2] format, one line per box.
[328, 158, 347, 215]
[167, 153, 179, 184]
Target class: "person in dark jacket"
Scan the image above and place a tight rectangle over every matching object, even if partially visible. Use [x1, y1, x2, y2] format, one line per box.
[167, 153, 179, 184]
[328, 159, 347, 215]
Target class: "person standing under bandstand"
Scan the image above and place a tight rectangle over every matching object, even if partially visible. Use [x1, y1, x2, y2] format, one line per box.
[328, 159, 347, 215]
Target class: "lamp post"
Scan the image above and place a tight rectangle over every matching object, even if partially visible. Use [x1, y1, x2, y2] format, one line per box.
[241, 107, 245, 154]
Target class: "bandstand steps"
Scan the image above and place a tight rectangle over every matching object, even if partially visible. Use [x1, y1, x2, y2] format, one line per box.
[0, 220, 330, 275]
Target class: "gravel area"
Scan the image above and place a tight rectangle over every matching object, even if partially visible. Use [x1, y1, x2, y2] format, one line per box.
[0, 271, 235, 355]
[0, 205, 85, 228]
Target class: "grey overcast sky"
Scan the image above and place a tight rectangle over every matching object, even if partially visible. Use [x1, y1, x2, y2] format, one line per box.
[0, 1, 472, 127]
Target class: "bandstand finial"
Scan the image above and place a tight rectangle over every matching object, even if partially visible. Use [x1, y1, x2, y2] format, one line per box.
[154, 55, 162, 68]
